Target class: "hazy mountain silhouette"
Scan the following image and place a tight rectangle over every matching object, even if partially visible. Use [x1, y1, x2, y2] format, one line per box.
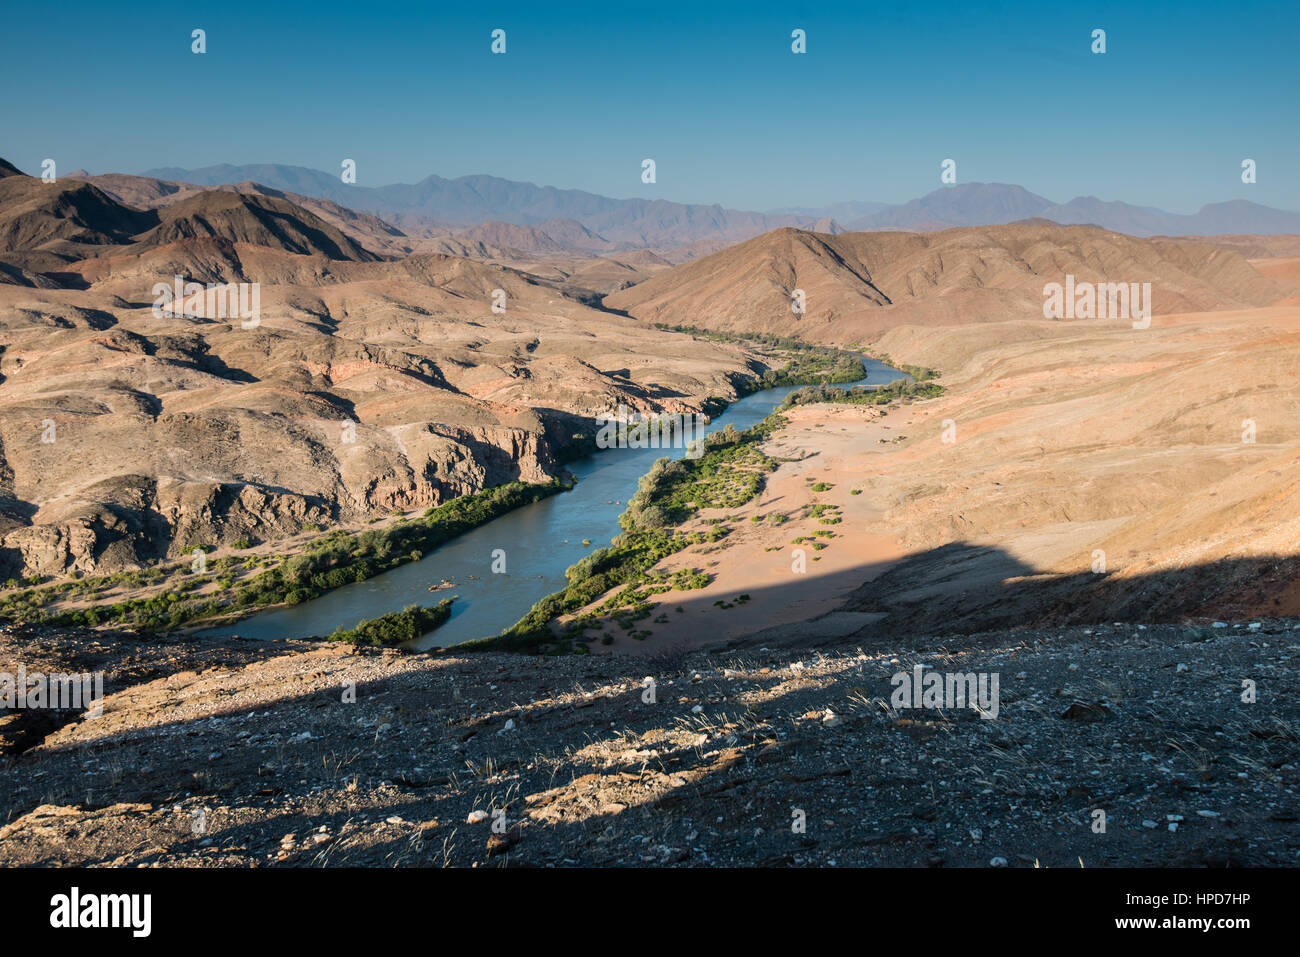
[840, 184, 1300, 236]
[143, 164, 1300, 242]
[141, 164, 827, 247]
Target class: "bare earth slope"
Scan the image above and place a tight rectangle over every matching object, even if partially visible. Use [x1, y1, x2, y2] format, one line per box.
[594, 224, 1300, 645]
[838, 301, 1300, 635]
[65, 171, 681, 293]
[605, 223, 1291, 344]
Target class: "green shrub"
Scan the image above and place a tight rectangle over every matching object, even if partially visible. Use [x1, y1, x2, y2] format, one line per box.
[329, 600, 454, 647]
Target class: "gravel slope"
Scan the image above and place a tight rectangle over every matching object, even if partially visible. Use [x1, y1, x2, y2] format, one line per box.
[1, 618, 1296, 867]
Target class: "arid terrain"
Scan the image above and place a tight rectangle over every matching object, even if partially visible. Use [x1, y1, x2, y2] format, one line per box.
[3, 155, 1299, 869]
[604, 222, 1293, 338]
[527, 220, 1300, 650]
[562, 299, 1300, 646]
[1, 617, 1296, 868]
[0, 159, 767, 579]
[0, 616, 1294, 868]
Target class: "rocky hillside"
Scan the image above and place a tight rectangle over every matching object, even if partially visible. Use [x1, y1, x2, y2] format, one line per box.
[0, 160, 762, 579]
[63, 170, 679, 292]
[0, 171, 375, 277]
[0, 617, 1294, 867]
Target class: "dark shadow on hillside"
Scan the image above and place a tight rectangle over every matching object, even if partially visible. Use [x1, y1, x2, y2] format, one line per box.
[2, 603, 1293, 867]
[2, 541, 1296, 867]
[837, 543, 1300, 642]
[559, 541, 1300, 656]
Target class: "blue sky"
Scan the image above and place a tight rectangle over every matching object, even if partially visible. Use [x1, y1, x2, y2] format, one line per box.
[2, 0, 1296, 212]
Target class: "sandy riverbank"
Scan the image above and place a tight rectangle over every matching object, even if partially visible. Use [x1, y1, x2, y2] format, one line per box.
[566, 402, 918, 654]
[567, 298, 1300, 652]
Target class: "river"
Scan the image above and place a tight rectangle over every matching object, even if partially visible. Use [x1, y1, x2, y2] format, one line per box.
[198, 356, 902, 647]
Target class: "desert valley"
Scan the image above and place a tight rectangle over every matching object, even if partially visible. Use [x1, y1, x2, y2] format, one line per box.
[1, 154, 1298, 872]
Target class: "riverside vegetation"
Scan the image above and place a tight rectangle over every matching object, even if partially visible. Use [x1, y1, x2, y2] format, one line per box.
[652, 325, 868, 387]
[480, 418, 784, 654]
[486, 350, 946, 654]
[778, 377, 945, 411]
[855, 348, 942, 385]
[327, 599, 454, 647]
[0, 481, 564, 636]
[0, 339, 870, 641]
[0, 341, 929, 648]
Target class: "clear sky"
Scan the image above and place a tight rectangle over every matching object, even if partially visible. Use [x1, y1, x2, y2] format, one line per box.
[2, 0, 1296, 213]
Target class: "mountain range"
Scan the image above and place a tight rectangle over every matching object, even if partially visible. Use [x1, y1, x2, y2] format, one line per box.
[142, 164, 1300, 245]
[140, 164, 828, 249]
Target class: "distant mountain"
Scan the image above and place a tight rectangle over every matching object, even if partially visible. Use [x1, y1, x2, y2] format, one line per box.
[1164, 200, 1300, 236]
[848, 184, 1300, 237]
[768, 200, 890, 222]
[850, 183, 1053, 229]
[143, 164, 346, 202]
[1038, 196, 1300, 237]
[1036, 196, 1177, 236]
[144, 165, 1300, 243]
[141, 164, 830, 248]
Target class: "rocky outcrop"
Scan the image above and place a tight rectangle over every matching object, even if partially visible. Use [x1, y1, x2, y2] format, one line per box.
[154, 481, 334, 554]
[0, 422, 557, 578]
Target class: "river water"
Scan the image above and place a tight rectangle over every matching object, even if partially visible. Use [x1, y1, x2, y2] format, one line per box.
[198, 357, 901, 646]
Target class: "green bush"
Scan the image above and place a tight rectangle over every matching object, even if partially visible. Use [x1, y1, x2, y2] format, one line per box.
[329, 600, 454, 647]
[636, 505, 671, 529]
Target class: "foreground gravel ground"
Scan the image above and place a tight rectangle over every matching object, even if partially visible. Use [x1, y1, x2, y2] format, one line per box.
[1, 618, 1297, 867]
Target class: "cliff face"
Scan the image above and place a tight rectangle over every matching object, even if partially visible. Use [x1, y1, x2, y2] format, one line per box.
[0, 414, 593, 578]
[1, 479, 334, 578]
[340, 422, 558, 515]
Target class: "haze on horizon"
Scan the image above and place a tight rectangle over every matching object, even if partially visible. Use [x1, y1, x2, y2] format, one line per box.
[1, 0, 1297, 214]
